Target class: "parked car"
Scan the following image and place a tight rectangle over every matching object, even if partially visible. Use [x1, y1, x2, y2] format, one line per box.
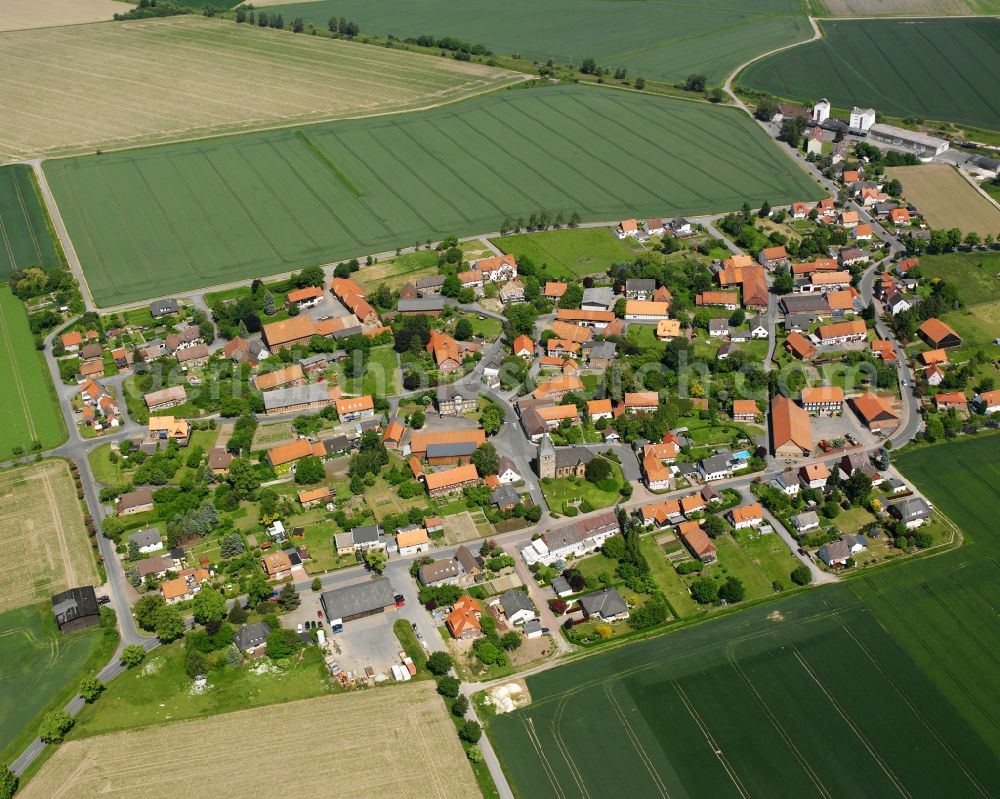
[296, 623, 303, 633]
[97, 595, 111, 605]
[317, 610, 323, 619]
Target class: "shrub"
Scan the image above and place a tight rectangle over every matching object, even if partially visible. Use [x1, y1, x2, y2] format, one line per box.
[452, 694, 470, 716]
[675, 560, 703, 575]
[427, 650, 454, 675]
[437, 676, 461, 698]
[790, 565, 812, 586]
[458, 719, 482, 744]
[690, 577, 718, 604]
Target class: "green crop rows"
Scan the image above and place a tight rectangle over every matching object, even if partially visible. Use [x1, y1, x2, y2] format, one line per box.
[45, 86, 822, 307]
[741, 18, 1000, 132]
[0, 165, 62, 281]
[489, 435, 1000, 798]
[263, 0, 810, 85]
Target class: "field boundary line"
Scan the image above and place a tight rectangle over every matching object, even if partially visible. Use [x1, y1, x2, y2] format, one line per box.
[94, 164, 159, 286]
[672, 681, 750, 798]
[41, 468, 76, 594]
[0, 213, 16, 271]
[725, 646, 832, 798]
[294, 130, 361, 198]
[790, 644, 911, 797]
[830, 604, 994, 798]
[407, 708, 448, 799]
[603, 682, 671, 798]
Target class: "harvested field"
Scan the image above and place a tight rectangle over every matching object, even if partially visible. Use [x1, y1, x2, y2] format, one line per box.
[741, 18, 1000, 131]
[886, 164, 1000, 237]
[0, 16, 520, 163]
[266, 0, 812, 85]
[0, 460, 97, 614]
[47, 85, 823, 307]
[0, 164, 63, 280]
[0, 0, 130, 32]
[23, 682, 478, 799]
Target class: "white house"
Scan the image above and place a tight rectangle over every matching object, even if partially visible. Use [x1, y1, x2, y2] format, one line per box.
[494, 589, 535, 625]
[727, 503, 763, 530]
[791, 510, 820, 534]
[812, 98, 830, 124]
[128, 528, 163, 555]
[396, 526, 431, 556]
[519, 511, 618, 566]
[817, 534, 867, 567]
[849, 106, 876, 132]
[497, 457, 522, 485]
[747, 317, 769, 339]
[616, 219, 639, 239]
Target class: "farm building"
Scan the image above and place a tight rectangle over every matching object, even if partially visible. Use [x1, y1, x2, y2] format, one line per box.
[51, 586, 100, 633]
[770, 395, 812, 458]
[320, 577, 399, 627]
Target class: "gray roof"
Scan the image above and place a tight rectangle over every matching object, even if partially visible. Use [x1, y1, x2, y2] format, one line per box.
[324, 435, 350, 455]
[149, 298, 178, 316]
[398, 297, 446, 313]
[418, 559, 463, 585]
[783, 313, 817, 332]
[321, 577, 396, 621]
[499, 589, 534, 615]
[968, 154, 1000, 171]
[708, 319, 730, 334]
[524, 619, 543, 634]
[550, 576, 571, 594]
[890, 498, 931, 521]
[415, 275, 446, 289]
[128, 528, 162, 548]
[232, 621, 270, 651]
[586, 341, 617, 360]
[626, 279, 656, 292]
[427, 441, 478, 458]
[332, 324, 364, 340]
[543, 509, 618, 550]
[497, 456, 519, 478]
[582, 286, 614, 308]
[781, 294, 830, 315]
[490, 485, 520, 507]
[746, 315, 766, 331]
[555, 446, 594, 470]
[454, 545, 481, 574]
[351, 524, 382, 545]
[700, 452, 732, 475]
[791, 510, 820, 529]
[261, 382, 330, 411]
[52, 586, 99, 626]
[579, 587, 628, 619]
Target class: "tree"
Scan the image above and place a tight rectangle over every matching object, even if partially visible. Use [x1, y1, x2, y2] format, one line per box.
[243, 572, 271, 606]
[133, 594, 165, 631]
[228, 603, 248, 624]
[262, 289, 276, 316]
[471, 442, 499, 476]
[481, 403, 504, 435]
[754, 99, 779, 121]
[455, 318, 473, 340]
[266, 627, 302, 658]
[635, 76, 646, 90]
[0, 765, 16, 799]
[39, 710, 74, 743]
[584, 457, 612, 484]
[580, 57, 597, 75]
[702, 515, 727, 539]
[437, 676, 461, 698]
[779, 117, 807, 148]
[594, 623, 614, 640]
[185, 647, 207, 678]
[155, 605, 185, 642]
[690, 577, 717, 604]
[500, 631, 522, 650]
[364, 548, 387, 574]
[452, 693, 470, 716]
[504, 303, 538, 338]
[685, 73, 706, 92]
[427, 650, 454, 675]
[277, 582, 301, 611]
[192, 587, 227, 626]
[601, 534, 625, 560]
[226, 457, 260, 497]
[294, 455, 325, 484]
[311, 577, 323, 592]
[458, 719, 482, 743]
[717, 576, 746, 604]
[790, 565, 812, 586]
[79, 676, 105, 703]
[559, 283, 584, 309]
[121, 644, 146, 668]
[220, 532, 245, 558]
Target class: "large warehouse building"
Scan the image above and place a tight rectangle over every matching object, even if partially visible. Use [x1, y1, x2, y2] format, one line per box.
[321, 578, 399, 627]
[867, 123, 949, 158]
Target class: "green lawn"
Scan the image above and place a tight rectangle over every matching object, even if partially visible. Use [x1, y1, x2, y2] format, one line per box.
[47, 86, 821, 307]
[626, 323, 664, 352]
[741, 18, 1000, 132]
[338, 345, 400, 397]
[87, 442, 132, 485]
[494, 227, 642, 280]
[0, 164, 63, 280]
[0, 286, 67, 455]
[71, 639, 334, 738]
[393, 618, 428, 675]
[0, 604, 114, 763]
[572, 552, 619, 585]
[355, 249, 440, 293]
[540, 460, 624, 513]
[639, 535, 700, 618]
[730, 526, 801, 591]
[917, 251, 1000, 305]
[831, 505, 875, 534]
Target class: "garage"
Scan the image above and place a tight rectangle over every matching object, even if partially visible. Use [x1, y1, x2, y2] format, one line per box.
[321, 577, 399, 627]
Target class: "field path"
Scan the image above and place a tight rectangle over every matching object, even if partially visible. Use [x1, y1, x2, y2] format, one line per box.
[28, 159, 94, 310]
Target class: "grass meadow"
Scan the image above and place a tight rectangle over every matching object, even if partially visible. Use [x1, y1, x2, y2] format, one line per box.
[0, 287, 67, 454]
[0, 165, 62, 280]
[0, 603, 110, 764]
[740, 18, 1000, 132]
[493, 227, 641, 279]
[489, 435, 1000, 797]
[0, 16, 518, 163]
[265, 0, 811, 85]
[47, 86, 822, 307]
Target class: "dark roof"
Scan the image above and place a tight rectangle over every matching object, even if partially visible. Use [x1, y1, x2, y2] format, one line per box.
[320, 577, 396, 621]
[579, 587, 628, 618]
[232, 621, 270, 651]
[554, 446, 594, 470]
[51, 586, 99, 627]
[490, 485, 520, 506]
[499, 589, 534, 615]
[586, 341, 617, 360]
[332, 324, 364, 340]
[351, 524, 382, 545]
[890, 498, 931, 521]
[454, 545, 481, 574]
[324, 435, 350, 455]
[127, 528, 162, 548]
[415, 275, 446, 289]
[781, 294, 830, 315]
[149, 298, 179, 317]
[426, 441, 478, 458]
[262, 383, 330, 411]
[626, 279, 656, 292]
[169, 547, 186, 560]
[497, 456, 519, 477]
[117, 486, 154, 511]
[419, 559, 464, 585]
